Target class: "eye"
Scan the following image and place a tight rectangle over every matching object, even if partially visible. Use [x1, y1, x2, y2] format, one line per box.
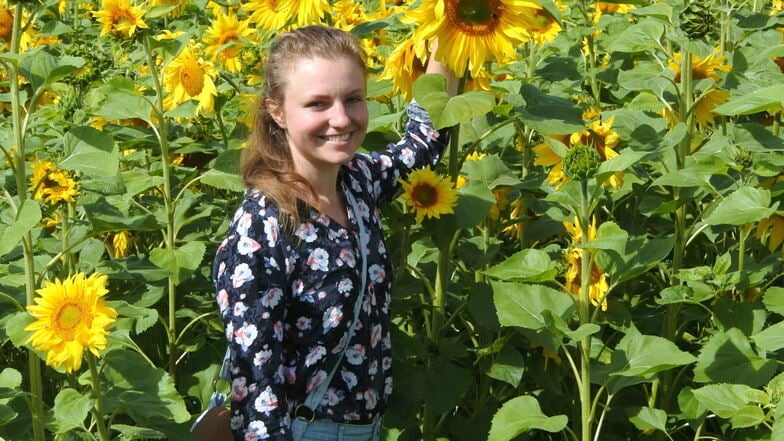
[347, 95, 365, 104]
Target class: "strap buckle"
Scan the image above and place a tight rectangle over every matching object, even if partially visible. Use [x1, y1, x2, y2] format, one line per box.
[293, 403, 317, 423]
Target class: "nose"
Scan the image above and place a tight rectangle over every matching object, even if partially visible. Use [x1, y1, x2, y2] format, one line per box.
[329, 103, 351, 127]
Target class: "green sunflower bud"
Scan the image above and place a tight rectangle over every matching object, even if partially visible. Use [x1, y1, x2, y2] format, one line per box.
[239, 45, 261, 71]
[768, 372, 784, 405]
[563, 144, 601, 181]
[733, 146, 753, 169]
[679, 0, 714, 40]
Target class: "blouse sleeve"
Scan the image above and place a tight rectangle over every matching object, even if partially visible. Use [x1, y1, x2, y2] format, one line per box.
[352, 101, 450, 204]
[212, 197, 293, 441]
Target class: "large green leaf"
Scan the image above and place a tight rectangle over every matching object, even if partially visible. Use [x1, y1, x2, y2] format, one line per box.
[491, 281, 574, 331]
[605, 21, 666, 53]
[713, 84, 784, 116]
[83, 198, 159, 233]
[424, 360, 472, 415]
[412, 74, 495, 129]
[0, 200, 41, 257]
[19, 49, 84, 92]
[704, 187, 777, 226]
[694, 328, 777, 387]
[691, 383, 758, 419]
[485, 345, 525, 388]
[60, 126, 120, 177]
[52, 389, 91, 432]
[593, 222, 675, 285]
[487, 396, 567, 441]
[763, 287, 784, 316]
[149, 241, 207, 284]
[453, 180, 495, 229]
[102, 349, 191, 426]
[482, 249, 558, 283]
[751, 321, 784, 352]
[610, 331, 696, 378]
[515, 85, 585, 134]
[94, 78, 155, 123]
[201, 149, 243, 192]
[628, 407, 668, 434]
[652, 155, 728, 188]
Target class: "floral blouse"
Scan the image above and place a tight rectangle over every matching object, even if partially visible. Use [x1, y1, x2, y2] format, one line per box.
[212, 103, 448, 441]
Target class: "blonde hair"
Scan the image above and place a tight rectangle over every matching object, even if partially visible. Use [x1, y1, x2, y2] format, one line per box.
[241, 25, 367, 231]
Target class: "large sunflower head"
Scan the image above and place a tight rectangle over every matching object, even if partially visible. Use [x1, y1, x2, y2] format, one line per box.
[405, 0, 542, 77]
[25, 272, 117, 373]
[149, 0, 189, 18]
[378, 37, 428, 101]
[29, 159, 79, 204]
[163, 41, 219, 115]
[242, 0, 294, 32]
[756, 213, 784, 252]
[93, 0, 149, 39]
[0, 0, 36, 52]
[203, 11, 255, 73]
[399, 168, 458, 223]
[669, 47, 731, 83]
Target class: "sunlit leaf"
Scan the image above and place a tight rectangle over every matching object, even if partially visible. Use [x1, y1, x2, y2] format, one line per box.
[60, 126, 120, 177]
[483, 249, 558, 283]
[694, 328, 776, 386]
[628, 407, 668, 434]
[491, 281, 574, 331]
[487, 396, 567, 441]
[704, 187, 777, 226]
[0, 200, 41, 257]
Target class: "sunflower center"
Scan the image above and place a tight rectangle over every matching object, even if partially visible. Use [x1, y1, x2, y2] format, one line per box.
[411, 183, 438, 208]
[180, 62, 205, 96]
[114, 10, 136, 28]
[446, 0, 500, 35]
[55, 303, 88, 336]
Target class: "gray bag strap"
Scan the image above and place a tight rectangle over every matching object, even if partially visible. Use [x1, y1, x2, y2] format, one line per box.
[217, 188, 369, 413]
[302, 189, 368, 411]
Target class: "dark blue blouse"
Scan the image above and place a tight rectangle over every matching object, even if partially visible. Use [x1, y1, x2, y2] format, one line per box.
[212, 103, 448, 441]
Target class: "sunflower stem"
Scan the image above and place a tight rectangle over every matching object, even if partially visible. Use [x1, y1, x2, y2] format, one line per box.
[9, 3, 46, 440]
[142, 34, 179, 381]
[87, 352, 110, 441]
[577, 178, 593, 441]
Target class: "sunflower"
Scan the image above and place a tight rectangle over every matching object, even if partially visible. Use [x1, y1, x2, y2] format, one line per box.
[771, 0, 784, 15]
[399, 168, 458, 223]
[290, 0, 329, 26]
[163, 41, 219, 115]
[564, 217, 609, 311]
[404, 0, 542, 77]
[242, 0, 292, 31]
[661, 88, 731, 128]
[378, 37, 428, 101]
[534, 117, 622, 189]
[93, 0, 148, 39]
[756, 214, 784, 252]
[0, 0, 35, 52]
[203, 10, 255, 73]
[332, 0, 367, 29]
[29, 159, 79, 204]
[25, 272, 117, 373]
[502, 199, 525, 240]
[530, 5, 562, 45]
[669, 47, 731, 83]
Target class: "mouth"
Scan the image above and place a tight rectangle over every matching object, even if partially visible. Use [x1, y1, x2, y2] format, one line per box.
[323, 133, 351, 143]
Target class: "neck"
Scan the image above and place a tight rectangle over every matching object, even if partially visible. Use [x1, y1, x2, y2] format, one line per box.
[297, 165, 341, 201]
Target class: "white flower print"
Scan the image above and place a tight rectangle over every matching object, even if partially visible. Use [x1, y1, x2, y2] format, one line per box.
[261, 287, 283, 308]
[231, 376, 248, 401]
[322, 388, 341, 406]
[246, 420, 270, 440]
[385, 376, 393, 396]
[234, 323, 258, 351]
[336, 248, 356, 267]
[233, 302, 248, 317]
[364, 388, 378, 410]
[307, 248, 329, 271]
[368, 264, 385, 284]
[224, 322, 234, 341]
[231, 263, 254, 288]
[304, 345, 326, 367]
[400, 147, 415, 167]
[370, 323, 383, 348]
[296, 222, 318, 243]
[357, 200, 370, 220]
[306, 370, 327, 393]
[237, 236, 261, 255]
[235, 211, 252, 236]
[254, 348, 272, 366]
[379, 154, 392, 170]
[345, 344, 365, 366]
[368, 359, 378, 376]
[254, 386, 279, 414]
[322, 306, 343, 330]
[217, 289, 229, 312]
[337, 278, 353, 294]
[272, 321, 283, 341]
[382, 356, 392, 371]
[263, 255, 279, 272]
[341, 368, 358, 390]
[296, 316, 312, 331]
[263, 216, 279, 247]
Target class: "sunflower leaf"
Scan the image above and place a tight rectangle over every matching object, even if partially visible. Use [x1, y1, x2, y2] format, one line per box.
[412, 74, 495, 129]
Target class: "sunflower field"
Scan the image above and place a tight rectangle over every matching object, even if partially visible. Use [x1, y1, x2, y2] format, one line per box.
[3, 0, 784, 439]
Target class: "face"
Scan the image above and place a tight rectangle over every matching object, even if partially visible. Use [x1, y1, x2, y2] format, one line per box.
[268, 55, 368, 180]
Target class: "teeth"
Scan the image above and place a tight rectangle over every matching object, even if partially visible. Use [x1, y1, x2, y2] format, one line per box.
[325, 134, 350, 142]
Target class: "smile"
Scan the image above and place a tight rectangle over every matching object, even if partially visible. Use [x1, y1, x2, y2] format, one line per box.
[324, 134, 351, 142]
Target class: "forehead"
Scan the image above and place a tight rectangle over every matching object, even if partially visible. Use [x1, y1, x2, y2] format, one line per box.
[281, 55, 366, 90]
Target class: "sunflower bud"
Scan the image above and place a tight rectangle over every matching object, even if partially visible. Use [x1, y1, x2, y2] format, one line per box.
[679, 0, 714, 40]
[733, 146, 753, 169]
[239, 45, 261, 71]
[563, 144, 601, 181]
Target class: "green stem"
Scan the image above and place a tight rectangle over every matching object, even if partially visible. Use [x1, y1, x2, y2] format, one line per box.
[142, 35, 178, 380]
[87, 353, 110, 441]
[9, 3, 45, 441]
[578, 179, 593, 441]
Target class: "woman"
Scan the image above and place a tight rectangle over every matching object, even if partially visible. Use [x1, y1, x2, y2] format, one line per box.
[212, 25, 457, 441]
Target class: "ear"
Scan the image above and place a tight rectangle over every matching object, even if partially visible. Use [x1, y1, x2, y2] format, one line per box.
[266, 99, 286, 129]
